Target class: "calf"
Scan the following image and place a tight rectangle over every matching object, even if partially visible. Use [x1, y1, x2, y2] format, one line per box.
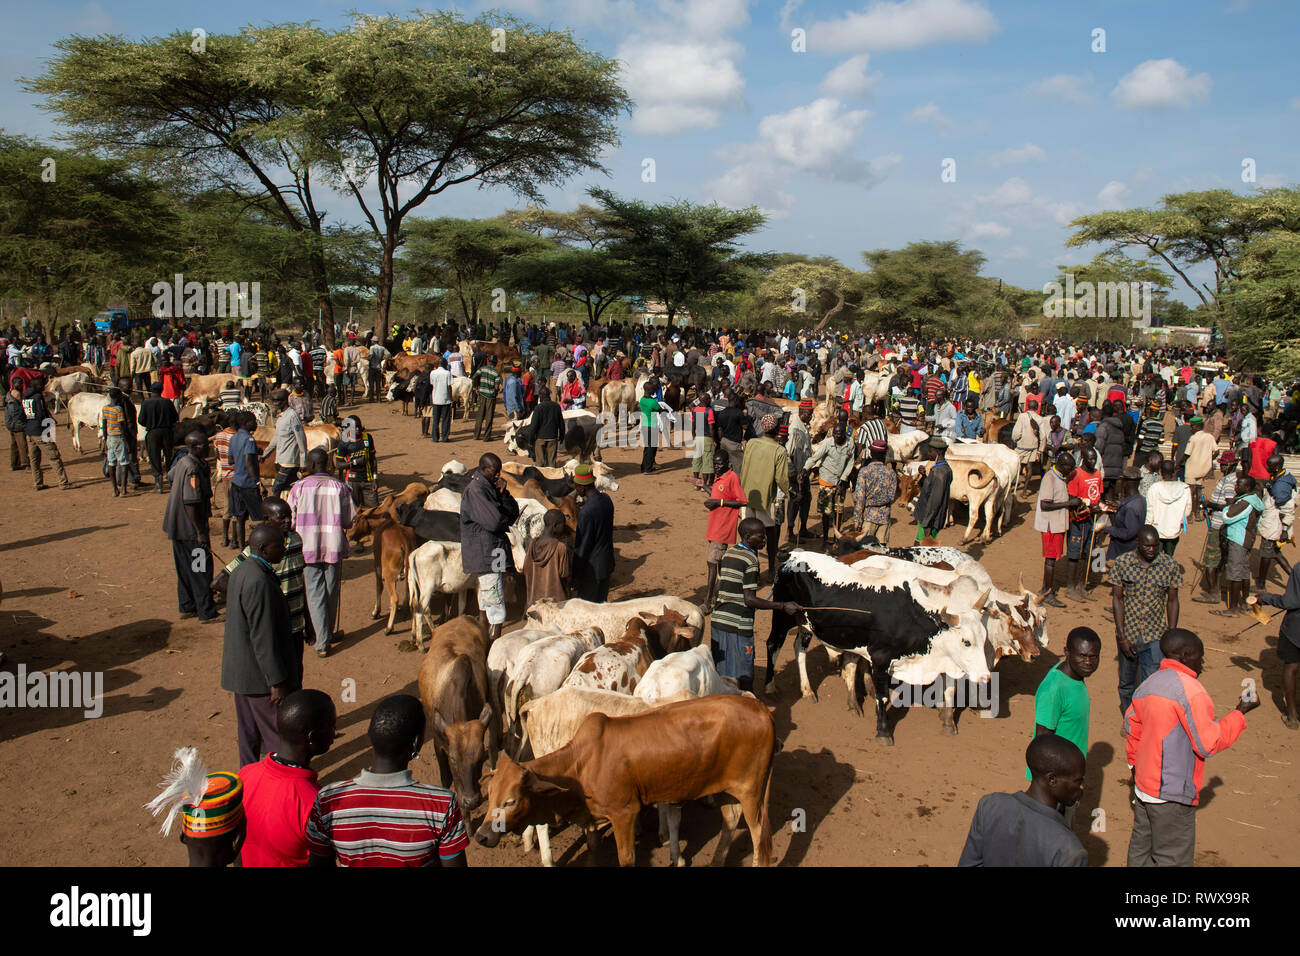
[475, 695, 776, 867]
[561, 611, 692, 696]
[349, 511, 418, 633]
[418, 616, 495, 814]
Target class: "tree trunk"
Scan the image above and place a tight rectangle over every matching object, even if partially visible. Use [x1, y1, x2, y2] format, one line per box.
[308, 244, 336, 348]
[813, 290, 846, 332]
[374, 235, 397, 345]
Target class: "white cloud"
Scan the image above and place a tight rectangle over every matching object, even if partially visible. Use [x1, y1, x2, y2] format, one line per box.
[1112, 59, 1211, 111]
[619, 39, 746, 135]
[705, 98, 900, 213]
[1028, 73, 1093, 107]
[968, 221, 1011, 239]
[656, 0, 752, 37]
[807, 0, 998, 54]
[988, 142, 1046, 167]
[820, 55, 882, 99]
[779, 0, 803, 30]
[905, 102, 954, 134]
[1097, 180, 1128, 208]
[946, 177, 1081, 234]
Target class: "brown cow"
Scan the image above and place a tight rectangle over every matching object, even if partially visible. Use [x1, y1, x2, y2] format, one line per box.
[417, 615, 495, 814]
[251, 423, 339, 479]
[560, 611, 695, 695]
[349, 511, 418, 633]
[386, 352, 441, 376]
[475, 694, 776, 867]
[501, 473, 579, 532]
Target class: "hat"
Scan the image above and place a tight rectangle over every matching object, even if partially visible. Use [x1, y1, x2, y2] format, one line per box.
[1217, 449, 1237, 465]
[927, 436, 948, 450]
[573, 463, 595, 486]
[145, 747, 244, 839]
[798, 398, 815, 412]
[869, 439, 888, 452]
[1189, 416, 1203, 424]
[761, 413, 780, 433]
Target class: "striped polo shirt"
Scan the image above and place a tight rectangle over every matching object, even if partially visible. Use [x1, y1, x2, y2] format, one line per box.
[100, 404, 125, 437]
[711, 543, 760, 635]
[305, 769, 468, 866]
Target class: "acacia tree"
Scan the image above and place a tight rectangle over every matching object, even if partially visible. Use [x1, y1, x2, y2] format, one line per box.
[402, 218, 547, 325]
[252, 12, 629, 344]
[588, 187, 772, 327]
[30, 30, 345, 344]
[1066, 188, 1300, 345]
[0, 135, 174, 341]
[1228, 232, 1300, 376]
[856, 241, 989, 341]
[756, 259, 859, 331]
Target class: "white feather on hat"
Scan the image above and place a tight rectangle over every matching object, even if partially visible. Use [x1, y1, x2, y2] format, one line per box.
[144, 746, 208, 836]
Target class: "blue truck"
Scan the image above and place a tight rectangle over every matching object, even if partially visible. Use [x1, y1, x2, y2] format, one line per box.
[91, 308, 157, 336]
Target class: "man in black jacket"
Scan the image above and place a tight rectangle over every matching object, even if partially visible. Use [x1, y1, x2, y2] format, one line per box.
[460, 453, 520, 641]
[221, 523, 302, 766]
[530, 391, 564, 466]
[23, 382, 70, 490]
[573, 464, 614, 601]
[138, 382, 178, 493]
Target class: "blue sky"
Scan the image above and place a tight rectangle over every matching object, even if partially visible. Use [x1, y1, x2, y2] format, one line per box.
[2, 0, 1296, 301]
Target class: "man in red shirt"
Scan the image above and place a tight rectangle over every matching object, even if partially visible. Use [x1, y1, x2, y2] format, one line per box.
[1065, 447, 1103, 601]
[306, 694, 468, 867]
[704, 447, 745, 613]
[238, 689, 336, 866]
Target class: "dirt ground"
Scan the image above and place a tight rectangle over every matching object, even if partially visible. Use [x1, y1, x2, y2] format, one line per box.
[0, 397, 1293, 868]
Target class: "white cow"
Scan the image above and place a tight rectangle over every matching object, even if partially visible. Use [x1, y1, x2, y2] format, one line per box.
[67, 392, 145, 452]
[634, 644, 742, 705]
[502, 628, 606, 751]
[407, 534, 529, 649]
[526, 596, 705, 645]
[46, 372, 90, 412]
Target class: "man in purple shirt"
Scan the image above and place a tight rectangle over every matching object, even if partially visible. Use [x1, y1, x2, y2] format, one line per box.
[286, 448, 356, 658]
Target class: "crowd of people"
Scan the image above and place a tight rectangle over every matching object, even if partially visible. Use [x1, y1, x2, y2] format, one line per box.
[6, 312, 1296, 868]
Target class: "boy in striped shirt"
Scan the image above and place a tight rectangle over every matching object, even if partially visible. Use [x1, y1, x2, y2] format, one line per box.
[710, 517, 801, 692]
[306, 694, 468, 867]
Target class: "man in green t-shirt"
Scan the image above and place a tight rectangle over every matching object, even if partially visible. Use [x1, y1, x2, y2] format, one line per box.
[1027, 626, 1101, 831]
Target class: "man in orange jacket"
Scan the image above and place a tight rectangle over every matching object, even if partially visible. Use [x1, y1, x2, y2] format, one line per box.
[1124, 627, 1258, 866]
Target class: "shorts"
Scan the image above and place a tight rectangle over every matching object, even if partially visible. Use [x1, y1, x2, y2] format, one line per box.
[742, 505, 776, 528]
[1225, 541, 1251, 582]
[1260, 537, 1280, 557]
[1067, 521, 1094, 561]
[1041, 531, 1065, 560]
[707, 540, 729, 564]
[1279, 635, 1300, 664]
[816, 485, 838, 516]
[478, 572, 506, 626]
[710, 626, 755, 681]
[105, 435, 128, 466]
[230, 483, 264, 520]
[1203, 527, 1224, 569]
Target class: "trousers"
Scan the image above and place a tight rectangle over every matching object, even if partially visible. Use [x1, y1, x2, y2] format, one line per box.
[1127, 796, 1196, 867]
[431, 402, 452, 442]
[235, 693, 280, 768]
[303, 562, 341, 652]
[171, 538, 217, 620]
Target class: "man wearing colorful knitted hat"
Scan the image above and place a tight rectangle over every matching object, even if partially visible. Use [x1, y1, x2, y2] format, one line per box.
[146, 747, 246, 867]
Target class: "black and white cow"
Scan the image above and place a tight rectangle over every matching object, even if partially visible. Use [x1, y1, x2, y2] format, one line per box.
[766, 550, 994, 745]
[504, 408, 601, 462]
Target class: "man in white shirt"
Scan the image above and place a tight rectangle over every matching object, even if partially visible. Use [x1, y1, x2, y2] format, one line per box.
[933, 389, 958, 440]
[429, 355, 453, 443]
[1053, 383, 1076, 431]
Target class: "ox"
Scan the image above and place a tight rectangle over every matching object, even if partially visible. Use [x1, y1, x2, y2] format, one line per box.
[504, 408, 601, 462]
[45, 372, 90, 412]
[526, 596, 705, 647]
[634, 643, 742, 705]
[417, 615, 495, 814]
[765, 550, 994, 744]
[501, 628, 606, 754]
[348, 511, 418, 633]
[475, 694, 776, 867]
[67, 392, 146, 452]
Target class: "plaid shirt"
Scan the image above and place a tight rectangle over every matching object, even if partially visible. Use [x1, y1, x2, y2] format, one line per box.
[223, 531, 307, 637]
[854, 460, 898, 526]
[1111, 551, 1183, 647]
[287, 473, 356, 564]
[477, 366, 501, 399]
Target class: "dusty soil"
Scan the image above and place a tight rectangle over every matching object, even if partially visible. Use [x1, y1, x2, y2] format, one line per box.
[0, 399, 1293, 868]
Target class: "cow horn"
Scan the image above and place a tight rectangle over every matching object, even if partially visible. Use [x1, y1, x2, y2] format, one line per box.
[1018, 573, 1027, 596]
[974, 586, 992, 610]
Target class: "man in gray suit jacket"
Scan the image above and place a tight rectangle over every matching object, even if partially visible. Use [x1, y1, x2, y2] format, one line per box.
[221, 524, 303, 767]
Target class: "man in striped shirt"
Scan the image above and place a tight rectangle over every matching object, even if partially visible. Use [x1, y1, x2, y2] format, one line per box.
[306, 694, 469, 867]
[214, 498, 309, 644]
[710, 517, 800, 692]
[287, 449, 356, 658]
